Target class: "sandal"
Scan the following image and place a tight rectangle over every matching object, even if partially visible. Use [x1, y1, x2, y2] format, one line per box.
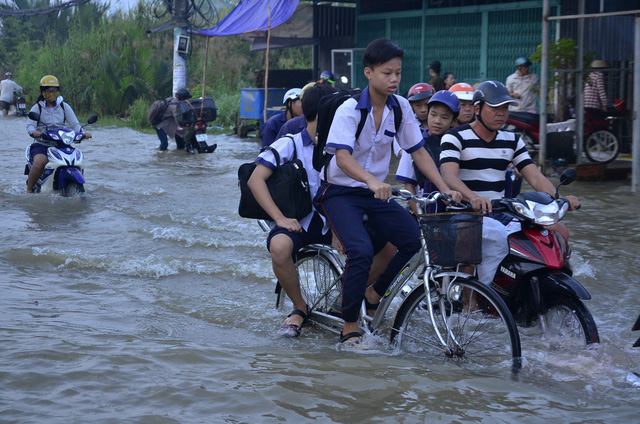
[339, 331, 363, 344]
[364, 297, 380, 317]
[279, 306, 309, 338]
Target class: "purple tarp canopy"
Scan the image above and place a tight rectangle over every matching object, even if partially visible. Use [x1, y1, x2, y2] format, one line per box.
[192, 0, 300, 37]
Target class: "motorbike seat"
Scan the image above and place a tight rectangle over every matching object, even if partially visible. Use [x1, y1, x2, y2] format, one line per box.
[509, 112, 539, 123]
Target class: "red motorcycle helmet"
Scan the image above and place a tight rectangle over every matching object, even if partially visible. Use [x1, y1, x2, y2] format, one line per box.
[407, 83, 435, 102]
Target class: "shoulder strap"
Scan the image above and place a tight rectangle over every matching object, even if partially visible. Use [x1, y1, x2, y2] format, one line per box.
[259, 135, 294, 168]
[392, 95, 402, 133]
[60, 101, 67, 125]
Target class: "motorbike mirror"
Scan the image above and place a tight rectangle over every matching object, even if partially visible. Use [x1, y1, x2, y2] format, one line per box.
[559, 168, 578, 186]
[87, 115, 98, 125]
[28, 111, 40, 121]
[554, 168, 577, 198]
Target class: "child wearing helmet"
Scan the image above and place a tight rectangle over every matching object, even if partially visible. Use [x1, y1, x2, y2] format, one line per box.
[26, 75, 92, 193]
[449, 82, 475, 127]
[1, 71, 23, 117]
[406, 82, 435, 130]
[395, 90, 460, 214]
[261, 88, 303, 147]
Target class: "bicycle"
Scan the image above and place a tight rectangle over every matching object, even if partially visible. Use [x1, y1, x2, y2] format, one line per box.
[270, 190, 522, 372]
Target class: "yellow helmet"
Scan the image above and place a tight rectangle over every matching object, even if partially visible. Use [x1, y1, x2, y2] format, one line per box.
[40, 75, 60, 89]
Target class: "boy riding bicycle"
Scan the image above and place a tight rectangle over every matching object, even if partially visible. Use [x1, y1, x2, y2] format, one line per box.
[313, 38, 461, 347]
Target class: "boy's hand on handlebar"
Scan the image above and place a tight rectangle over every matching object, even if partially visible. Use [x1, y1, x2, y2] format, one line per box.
[83, 132, 92, 139]
[443, 190, 462, 203]
[368, 180, 392, 201]
[275, 217, 302, 233]
[30, 130, 41, 138]
[470, 196, 493, 214]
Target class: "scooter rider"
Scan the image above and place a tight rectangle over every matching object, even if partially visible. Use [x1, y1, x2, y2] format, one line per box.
[440, 81, 579, 285]
[26, 75, 91, 193]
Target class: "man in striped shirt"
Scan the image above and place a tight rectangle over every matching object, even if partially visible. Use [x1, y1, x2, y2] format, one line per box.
[440, 81, 580, 285]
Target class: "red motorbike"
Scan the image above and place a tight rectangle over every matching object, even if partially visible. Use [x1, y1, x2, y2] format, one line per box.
[505, 111, 620, 164]
[489, 168, 600, 346]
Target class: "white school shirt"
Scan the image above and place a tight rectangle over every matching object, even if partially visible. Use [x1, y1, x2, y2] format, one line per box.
[255, 128, 328, 234]
[323, 87, 424, 188]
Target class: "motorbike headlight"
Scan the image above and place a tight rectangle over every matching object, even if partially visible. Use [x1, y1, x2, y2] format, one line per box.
[524, 199, 567, 225]
[512, 201, 536, 220]
[61, 130, 75, 145]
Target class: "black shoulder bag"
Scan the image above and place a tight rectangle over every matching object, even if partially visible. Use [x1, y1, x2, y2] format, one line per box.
[238, 136, 312, 221]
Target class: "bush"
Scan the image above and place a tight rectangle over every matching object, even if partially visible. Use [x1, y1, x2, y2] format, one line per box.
[214, 91, 241, 128]
[129, 98, 151, 130]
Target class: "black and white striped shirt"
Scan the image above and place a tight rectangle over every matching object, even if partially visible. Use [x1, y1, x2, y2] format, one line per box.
[440, 124, 534, 199]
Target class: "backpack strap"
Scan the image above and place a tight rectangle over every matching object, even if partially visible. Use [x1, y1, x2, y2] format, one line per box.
[323, 94, 403, 181]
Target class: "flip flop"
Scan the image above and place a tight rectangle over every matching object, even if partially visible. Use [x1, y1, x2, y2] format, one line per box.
[279, 307, 309, 338]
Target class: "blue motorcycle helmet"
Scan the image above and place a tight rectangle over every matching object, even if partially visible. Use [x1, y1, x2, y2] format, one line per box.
[428, 90, 460, 119]
[515, 57, 532, 67]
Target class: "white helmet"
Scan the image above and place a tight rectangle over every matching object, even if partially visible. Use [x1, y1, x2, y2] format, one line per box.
[282, 88, 302, 104]
[449, 82, 475, 101]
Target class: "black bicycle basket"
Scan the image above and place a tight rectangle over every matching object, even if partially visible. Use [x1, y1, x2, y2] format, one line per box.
[419, 212, 483, 266]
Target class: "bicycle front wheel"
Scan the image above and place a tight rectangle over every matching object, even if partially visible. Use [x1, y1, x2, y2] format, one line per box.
[391, 276, 521, 372]
[276, 248, 343, 316]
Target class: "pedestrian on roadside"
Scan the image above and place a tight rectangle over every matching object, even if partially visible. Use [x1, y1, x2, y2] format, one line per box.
[505, 56, 539, 113]
[443, 72, 456, 90]
[1, 72, 23, 117]
[428, 60, 445, 92]
[584, 60, 609, 121]
[153, 88, 192, 151]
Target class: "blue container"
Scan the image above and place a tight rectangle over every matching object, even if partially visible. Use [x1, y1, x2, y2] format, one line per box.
[240, 88, 288, 122]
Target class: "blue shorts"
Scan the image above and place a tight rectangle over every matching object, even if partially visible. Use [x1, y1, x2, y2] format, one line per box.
[267, 212, 332, 257]
[1, 101, 10, 111]
[29, 143, 50, 160]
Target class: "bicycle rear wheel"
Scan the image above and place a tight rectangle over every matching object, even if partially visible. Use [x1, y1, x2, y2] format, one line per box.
[391, 276, 521, 372]
[276, 248, 343, 316]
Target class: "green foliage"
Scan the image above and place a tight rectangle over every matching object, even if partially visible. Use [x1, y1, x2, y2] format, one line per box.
[214, 91, 241, 128]
[129, 97, 152, 130]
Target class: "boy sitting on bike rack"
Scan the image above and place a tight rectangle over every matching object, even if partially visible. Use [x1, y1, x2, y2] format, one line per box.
[313, 38, 461, 348]
[248, 84, 337, 338]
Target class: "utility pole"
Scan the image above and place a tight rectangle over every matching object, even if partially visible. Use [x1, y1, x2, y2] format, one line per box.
[173, 0, 189, 96]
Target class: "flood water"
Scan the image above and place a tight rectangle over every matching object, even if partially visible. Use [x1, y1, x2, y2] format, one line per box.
[1, 114, 639, 423]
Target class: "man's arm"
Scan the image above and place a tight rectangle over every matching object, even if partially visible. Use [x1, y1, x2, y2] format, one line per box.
[334, 149, 391, 200]
[520, 163, 580, 210]
[441, 161, 492, 213]
[248, 163, 302, 232]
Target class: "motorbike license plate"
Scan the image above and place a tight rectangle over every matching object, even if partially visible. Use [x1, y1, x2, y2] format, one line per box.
[18, 103, 25, 109]
[196, 133, 208, 142]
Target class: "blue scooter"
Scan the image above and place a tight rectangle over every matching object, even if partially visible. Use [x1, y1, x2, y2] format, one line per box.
[25, 111, 97, 196]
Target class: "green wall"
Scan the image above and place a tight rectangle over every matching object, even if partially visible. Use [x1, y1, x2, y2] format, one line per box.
[354, 1, 558, 94]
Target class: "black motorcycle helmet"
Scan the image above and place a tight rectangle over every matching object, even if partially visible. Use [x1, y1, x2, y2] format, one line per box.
[472, 81, 518, 132]
[472, 81, 518, 108]
[175, 88, 192, 101]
